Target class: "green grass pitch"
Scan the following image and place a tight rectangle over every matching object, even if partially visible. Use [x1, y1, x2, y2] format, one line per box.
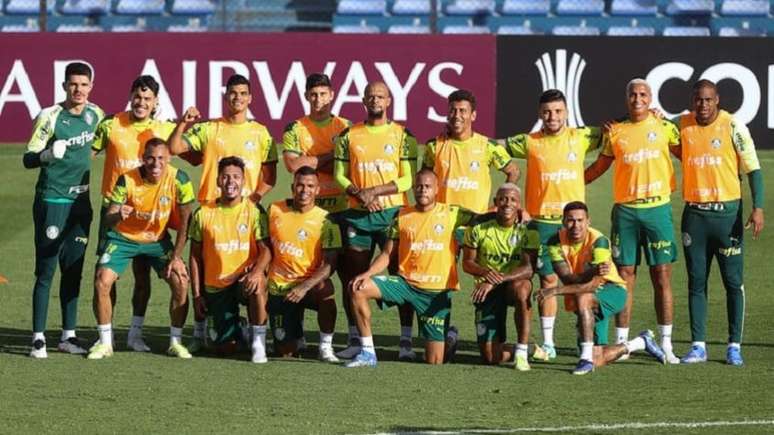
[1, 143, 772, 434]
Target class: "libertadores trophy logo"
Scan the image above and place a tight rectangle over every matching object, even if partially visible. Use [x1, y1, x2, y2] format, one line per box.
[532, 49, 587, 131]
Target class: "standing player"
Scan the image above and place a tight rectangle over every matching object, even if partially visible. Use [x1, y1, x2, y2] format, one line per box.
[585, 78, 681, 363]
[92, 75, 176, 352]
[333, 81, 418, 360]
[264, 166, 341, 362]
[537, 202, 666, 375]
[674, 80, 765, 366]
[346, 169, 472, 367]
[169, 74, 277, 350]
[88, 139, 194, 359]
[23, 62, 103, 358]
[189, 156, 270, 363]
[422, 89, 519, 215]
[503, 89, 602, 361]
[462, 184, 538, 369]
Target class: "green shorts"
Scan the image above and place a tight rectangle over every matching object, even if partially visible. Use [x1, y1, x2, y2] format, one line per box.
[97, 231, 173, 276]
[593, 283, 627, 345]
[610, 203, 677, 267]
[203, 284, 247, 346]
[474, 284, 509, 344]
[315, 194, 348, 214]
[338, 207, 400, 251]
[372, 275, 452, 342]
[529, 220, 562, 277]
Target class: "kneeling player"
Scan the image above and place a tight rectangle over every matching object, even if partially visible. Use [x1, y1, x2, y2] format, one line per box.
[262, 166, 340, 362]
[347, 169, 471, 367]
[189, 156, 270, 363]
[536, 202, 666, 374]
[462, 183, 538, 370]
[89, 138, 194, 359]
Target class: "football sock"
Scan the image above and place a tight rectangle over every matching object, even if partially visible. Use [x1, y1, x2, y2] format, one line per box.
[515, 343, 528, 358]
[97, 324, 112, 346]
[658, 324, 673, 352]
[616, 327, 629, 344]
[129, 316, 144, 337]
[169, 326, 183, 346]
[692, 341, 706, 350]
[360, 336, 375, 353]
[319, 332, 334, 350]
[32, 331, 45, 343]
[61, 329, 75, 341]
[193, 320, 206, 339]
[251, 325, 267, 354]
[540, 316, 555, 347]
[348, 325, 360, 342]
[580, 342, 594, 361]
[728, 342, 740, 349]
[625, 336, 645, 353]
[400, 326, 412, 344]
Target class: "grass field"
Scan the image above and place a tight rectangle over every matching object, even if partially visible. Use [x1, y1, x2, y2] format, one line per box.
[1, 143, 772, 434]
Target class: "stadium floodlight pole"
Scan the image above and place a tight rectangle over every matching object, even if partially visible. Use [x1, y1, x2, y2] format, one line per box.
[38, 0, 47, 32]
[430, 0, 437, 34]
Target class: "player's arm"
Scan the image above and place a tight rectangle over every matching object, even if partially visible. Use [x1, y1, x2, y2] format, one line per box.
[103, 175, 131, 228]
[168, 107, 201, 155]
[461, 225, 505, 284]
[23, 109, 57, 168]
[166, 171, 196, 279]
[251, 161, 277, 203]
[241, 209, 271, 295]
[285, 250, 337, 303]
[488, 139, 520, 182]
[584, 134, 614, 184]
[421, 138, 436, 170]
[732, 118, 765, 239]
[536, 275, 606, 305]
[502, 249, 535, 282]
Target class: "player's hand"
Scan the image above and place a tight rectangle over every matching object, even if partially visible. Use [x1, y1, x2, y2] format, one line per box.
[247, 191, 262, 204]
[518, 209, 532, 223]
[350, 273, 371, 292]
[649, 107, 665, 119]
[119, 204, 134, 220]
[240, 269, 265, 295]
[745, 208, 764, 240]
[471, 282, 494, 304]
[356, 188, 378, 207]
[596, 261, 611, 276]
[365, 200, 383, 213]
[193, 295, 207, 318]
[165, 256, 188, 281]
[285, 285, 310, 304]
[182, 106, 201, 123]
[602, 119, 615, 134]
[535, 287, 557, 304]
[483, 269, 504, 285]
[52, 139, 68, 159]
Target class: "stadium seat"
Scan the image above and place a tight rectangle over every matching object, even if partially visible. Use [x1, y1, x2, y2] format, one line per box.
[610, 0, 658, 16]
[497, 24, 543, 34]
[607, 25, 657, 35]
[170, 0, 216, 15]
[1, 22, 39, 31]
[5, 0, 53, 14]
[665, 0, 715, 15]
[720, 0, 770, 16]
[336, 0, 386, 15]
[332, 24, 380, 33]
[115, 0, 164, 15]
[111, 23, 146, 32]
[718, 26, 767, 36]
[443, 0, 496, 16]
[551, 25, 601, 35]
[391, 0, 431, 15]
[388, 24, 431, 33]
[167, 23, 207, 32]
[663, 25, 711, 35]
[555, 0, 605, 15]
[441, 24, 491, 33]
[500, 0, 550, 15]
[59, 0, 108, 15]
[56, 24, 104, 32]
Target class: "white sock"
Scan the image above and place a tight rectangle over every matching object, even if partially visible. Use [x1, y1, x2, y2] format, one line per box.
[193, 320, 206, 338]
[129, 316, 144, 336]
[580, 342, 594, 361]
[692, 341, 706, 350]
[169, 326, 183, 346]
[97, 324, 112, 346]
[319, 332, 334, 350]
[348, 325, 360, 342]
[616, 327, 630, 344]
[400, 326, 412, 344]
[728, 342, 740, 349]
[360, 336, 375, 353]
[658, 324, 673, 352]
[60, 329, 75, 341]
[251, 325, 267, 355]
[626, 336, 645, 353]
[32, 331, 45, 343]
[515, 343, 528, 358]
[540, 316, 555, 347]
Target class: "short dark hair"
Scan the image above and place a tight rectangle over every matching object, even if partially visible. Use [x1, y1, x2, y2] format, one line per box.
[448, 89, 476, 111]
[144, 137, 168, 151]
[692, 79, 717, 94]
[539, 89, 566, 105]
[226, 74, 251, 93]
[64, 62, 92, 81]
[306, 73, 332, 92]
[563, 201, 588, 216]
[130, 75, 160, 96]
[218, 156, 245, 174]
[294, 166, 318, 178]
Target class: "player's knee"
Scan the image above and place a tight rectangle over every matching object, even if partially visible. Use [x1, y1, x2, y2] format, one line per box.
[94, 269, 115, 294]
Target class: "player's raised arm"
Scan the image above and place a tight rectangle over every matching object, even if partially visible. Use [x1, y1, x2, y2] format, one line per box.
[168, 106, 200, 155]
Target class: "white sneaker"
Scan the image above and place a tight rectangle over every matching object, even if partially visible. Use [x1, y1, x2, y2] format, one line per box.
[664, 350, 681, 364]
[251, 347, 268, 364]
[398, 341, 416, 362]
[57, 337, 87, 355]
[318, 347, 340, 363]
[336, 343, 362, 360]
[29, 339, 47, 359]
[127, 334, 151, 352]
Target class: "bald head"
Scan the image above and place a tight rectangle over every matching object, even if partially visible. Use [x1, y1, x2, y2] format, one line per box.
[365, 81, 390, 98]
[363, 80, 391, 120]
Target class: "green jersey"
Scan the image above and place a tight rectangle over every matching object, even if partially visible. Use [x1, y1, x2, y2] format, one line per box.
[25, 102, 104, 201]
[463, 214, 540, 282]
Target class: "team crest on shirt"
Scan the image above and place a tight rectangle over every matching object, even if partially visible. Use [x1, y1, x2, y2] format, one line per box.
[244, 141, 256, 151]
[383, 144, 395, 155]
[711, 138, 722, 149]
[647, 131, 657, 143]
[682, 232, 692, 247]
[433, 223, 445, 234]
[508, 234, 520, 247]
[238, 223, 248, 234]
[159, 196, 171, 206]
[45, 225, 59, 240]
[297, 229, 309, 241]
[469, 161, 481, 172]
[567, 151, 578, 163]
[84, 112, 94, 126]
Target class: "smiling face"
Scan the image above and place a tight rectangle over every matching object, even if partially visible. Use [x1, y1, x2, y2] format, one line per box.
[217, 164, 244, 202]
[447, 100, 476, 138]
[627, 83, 652, 120]
[292, 173, 319, 209]
[63, 74, 92, 107]
[225, 83, 252, 116]
[142, 143, 169, 183]
[363, 82, 391, 119]
[494, 188, 520, 223]
[130, 87, 158, 121]
[539, 100, 567, 135]
[692, 85, 719, 126]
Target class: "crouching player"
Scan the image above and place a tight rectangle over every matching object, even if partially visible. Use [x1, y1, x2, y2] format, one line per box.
[462, 183, 538, 370]
[536, 202, 667, 375]
[89, 138, 194, 359]
[263, 166, 341, 362]
[346, 169, 472, 367]
[188, 156, 270, 363]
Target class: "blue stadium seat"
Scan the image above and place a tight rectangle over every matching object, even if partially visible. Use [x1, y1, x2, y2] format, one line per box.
[59, 0, 108, 15]
[111, 22, 146, 32]
[607, 25, 657, 35]
[552, 25, 601, 35]
[718, 26, 767, 36]
[665, 0, 715, 15]
[720, 0, 769, 16]
[56, 24, 104, 32]
[170, 0, 216, 15]
[610, 0, 658, 16]
[5, 0, 53, 14]
[115, 0, 164, 15]
[332, 24, 381, 33]
[167, 19, 207, 31]
[388, 24, 431, 33]
[497, 24, 544, 34]
[556, 0, 605, 15]
[663, 25, 711, 35]
[391, 0, 431, 15]
[2, 21, 39, 31]
[442, 24, 491, 33]
[500, 0, 550, 15]
[443, 0, 495, 16]
[337, 0, 386, 15]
